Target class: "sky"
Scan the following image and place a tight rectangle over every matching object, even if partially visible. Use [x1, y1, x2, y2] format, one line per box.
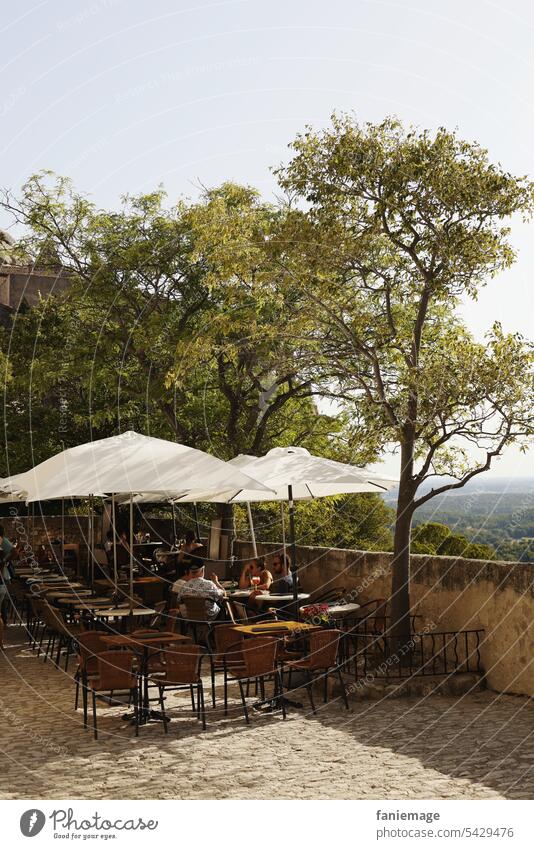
[1, 0, 533, 476]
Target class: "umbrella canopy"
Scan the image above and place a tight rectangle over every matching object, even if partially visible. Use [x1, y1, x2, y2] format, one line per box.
[0, 431, 274, 503]
[172, 446, 398, 503]
[170, 446, 398, 618]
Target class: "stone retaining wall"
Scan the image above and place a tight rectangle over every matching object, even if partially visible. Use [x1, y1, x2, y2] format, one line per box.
[235, 540, 534, 698]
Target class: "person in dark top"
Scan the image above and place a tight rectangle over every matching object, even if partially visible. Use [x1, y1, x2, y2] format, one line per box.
[177, 529, 203, 562]
[269, 553, 295, 594]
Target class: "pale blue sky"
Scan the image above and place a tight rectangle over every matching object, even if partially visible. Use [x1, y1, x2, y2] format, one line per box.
[1, 0, 532, 475]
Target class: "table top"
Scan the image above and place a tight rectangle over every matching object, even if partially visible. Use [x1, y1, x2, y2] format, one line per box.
[59, 596, 113, 608]
[122, 576, 164, 584]
[300, 602, 361, 617]
[326, 602, 361, 616]
[231, 621, 321, 636]
[94, 576, 163, 587]
[101, 631, 189, 648]
[18, 570, 54, 577]
[45, 590, 93, 600]
[27, 576, 70, 583]
[89, 606, 155, 618]
[228, 590, 310, 604]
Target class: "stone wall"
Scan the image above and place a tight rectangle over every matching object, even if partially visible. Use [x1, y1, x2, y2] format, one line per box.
[235, 540, 534, 698]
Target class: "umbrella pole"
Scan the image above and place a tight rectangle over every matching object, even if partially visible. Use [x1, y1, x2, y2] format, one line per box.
[287, 485, 299, 620]
[280, 502, 287, 564]
[111, 495, 118, 591]
[246, 502, 258, 558]
[89, 496, 95, 586]
[87, 496, 92, 585]
[129, 495, 134, 614]
[172, 501, 177, 547]
[193, 502, 200, 541]
[61, 498, 65, 570]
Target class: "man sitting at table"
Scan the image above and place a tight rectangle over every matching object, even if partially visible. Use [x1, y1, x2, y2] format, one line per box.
[269, 553, 295, 594]
[174, 556, 224, 620]
[170, 560, 190, 605]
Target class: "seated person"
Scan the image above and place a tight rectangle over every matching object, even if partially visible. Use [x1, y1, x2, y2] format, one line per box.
[116, 530, 131, 569]
[269, 553, 295, 594]
[37, 545, 52, 567]
[170, 560, 190, 603]
[177, 529, 203, 562]
[104, 530, 114, 564]
[238, 557, 273, 591]
[174, 556, 224, 620]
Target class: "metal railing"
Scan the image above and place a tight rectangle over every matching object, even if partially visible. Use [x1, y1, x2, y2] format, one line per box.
[340, 627, 485, 682]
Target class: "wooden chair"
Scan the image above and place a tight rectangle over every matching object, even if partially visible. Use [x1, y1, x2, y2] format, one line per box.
[40, 602, 85, 670]
[148, 600, 167, 629]
[310, 586, 346, 604]
[223, 636, 285, 724]
[89, 650, 139, 740]
[179, 595, 215, 645]
[148, 644, 206, 732]
[207, 624, 246, 709]
[282, 629, 349, 714]
[166, 607, 183, 633]
[226, 599, 248, 623]
[74, 631, 110, 727]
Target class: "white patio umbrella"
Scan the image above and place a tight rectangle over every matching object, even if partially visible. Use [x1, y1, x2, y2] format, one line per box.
[173, 446, 398, 615]
[1, 431, 273, 609]
[3, 432, 271, 503]
[173, 447, 398, 503]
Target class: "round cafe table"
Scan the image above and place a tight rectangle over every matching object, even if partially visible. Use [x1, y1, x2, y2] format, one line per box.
[227, 590, 310, 605]
[300, 602, 361, 618]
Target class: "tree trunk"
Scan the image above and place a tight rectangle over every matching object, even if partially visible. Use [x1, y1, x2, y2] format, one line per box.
[390, 441, 416, 644]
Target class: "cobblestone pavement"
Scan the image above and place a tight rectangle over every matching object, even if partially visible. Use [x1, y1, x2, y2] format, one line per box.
[1, 625, 533, 800]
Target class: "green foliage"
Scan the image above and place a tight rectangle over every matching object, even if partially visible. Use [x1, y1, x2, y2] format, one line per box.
[412, 522, 452, 551]
[276, 113, 534, 625]
[461, 541, 497, 561]
[235, 493, 394, 551]
[0, 174, 349, 474]
[276, 114, 534, 486]
[411, 520, 496, 559]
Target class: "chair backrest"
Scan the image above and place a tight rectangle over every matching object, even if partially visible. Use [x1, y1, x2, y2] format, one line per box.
[76, 631, 109, 668]
[30, 595, 45, 618]
[241, 636, 278, 677]
[228, 599, 248, 623]
[166, 607, 183, 632]
[311, 586, 346, 604]
[139, 581, 166, 607]
[212, 623, 243, 655]
[307, 629, 342, 669]
[94, 549, 109, 566]
[149, 600, 167, 628]
[41, 602, 67, 634]
[95, 650, 136, 690]
[163, 644, 201, 684]
[180, 595, 210, 622]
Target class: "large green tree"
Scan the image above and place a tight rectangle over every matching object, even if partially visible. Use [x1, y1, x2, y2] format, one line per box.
[1, 176, 342, 477]
[277, 116, 534, 638]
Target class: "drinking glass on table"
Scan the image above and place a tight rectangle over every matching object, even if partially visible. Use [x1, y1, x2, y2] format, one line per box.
[251, 575, 261, 590]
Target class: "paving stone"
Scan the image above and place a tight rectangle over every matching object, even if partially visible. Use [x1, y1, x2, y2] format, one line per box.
[1, 624, 533, 799]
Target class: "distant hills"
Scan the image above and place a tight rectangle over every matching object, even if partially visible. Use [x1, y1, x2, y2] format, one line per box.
[383, 476, 534, 562]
